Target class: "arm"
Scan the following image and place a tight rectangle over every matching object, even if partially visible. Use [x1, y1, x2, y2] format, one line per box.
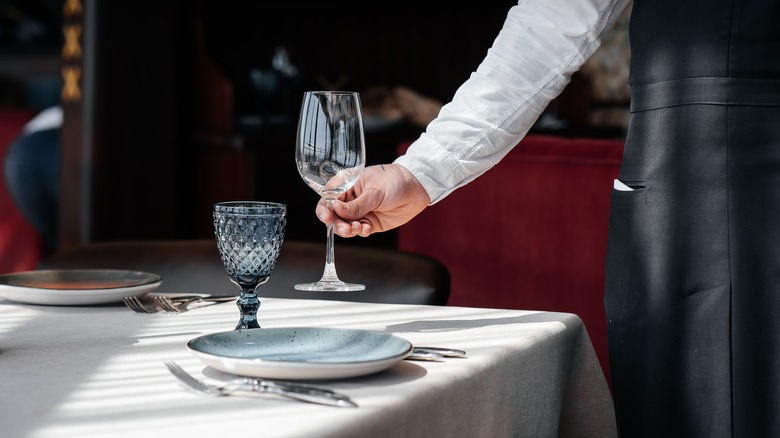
[324, 0, 630, 236]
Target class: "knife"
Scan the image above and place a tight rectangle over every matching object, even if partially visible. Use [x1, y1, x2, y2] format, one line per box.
[407, 347, 467, 361]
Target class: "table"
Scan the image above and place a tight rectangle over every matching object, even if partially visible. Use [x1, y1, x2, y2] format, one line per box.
[0, 297, 616, 438]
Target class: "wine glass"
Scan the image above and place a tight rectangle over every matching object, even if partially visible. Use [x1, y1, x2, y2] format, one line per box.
[213, 201, 287, 330]
[295, 90, 366, 291]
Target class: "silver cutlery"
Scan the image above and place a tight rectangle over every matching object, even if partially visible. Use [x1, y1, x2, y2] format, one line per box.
[122, 296, 156, 313]
[164, 361, 358, 408]
[407, 347, 467, 361]
[153, 295, 236, 313]
[123, 295, 236, 314]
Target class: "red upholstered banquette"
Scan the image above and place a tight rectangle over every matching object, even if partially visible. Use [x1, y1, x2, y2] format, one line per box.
[397, 134, 624, 383]
[0, 108, 42, 274]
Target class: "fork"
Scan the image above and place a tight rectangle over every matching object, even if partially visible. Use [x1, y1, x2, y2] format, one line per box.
[122, 296, 157, 313]
[163, 361, 357, 407]
[153, 295, 237, 313]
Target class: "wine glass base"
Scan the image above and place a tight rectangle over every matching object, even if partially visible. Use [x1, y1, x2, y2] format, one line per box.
[294, 281, 365, 292]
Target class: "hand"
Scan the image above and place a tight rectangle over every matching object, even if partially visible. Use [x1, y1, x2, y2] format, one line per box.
[316, 164, 430, 237]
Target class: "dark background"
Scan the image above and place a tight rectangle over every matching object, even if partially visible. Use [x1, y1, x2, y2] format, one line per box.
[1, 1, 620, 251]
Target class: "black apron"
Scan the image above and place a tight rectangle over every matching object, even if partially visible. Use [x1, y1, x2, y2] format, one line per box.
[604, 0, 780, 436]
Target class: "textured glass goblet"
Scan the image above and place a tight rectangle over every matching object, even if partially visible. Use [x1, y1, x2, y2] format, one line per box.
[213, 201, 286, 330]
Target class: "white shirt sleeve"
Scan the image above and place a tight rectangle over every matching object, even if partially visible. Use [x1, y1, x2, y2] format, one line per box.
[394, 0, 630, 204]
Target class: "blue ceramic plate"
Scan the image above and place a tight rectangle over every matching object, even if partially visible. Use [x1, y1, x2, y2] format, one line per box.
[187, 327, 413, 380]
[0, 269, 162, 306]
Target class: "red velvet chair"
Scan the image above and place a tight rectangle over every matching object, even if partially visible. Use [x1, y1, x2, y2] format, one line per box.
[0, 108, 42, 274]
[397, 134, 624, 383]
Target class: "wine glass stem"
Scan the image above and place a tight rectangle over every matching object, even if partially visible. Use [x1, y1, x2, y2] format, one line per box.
[322, 198, 340, 282]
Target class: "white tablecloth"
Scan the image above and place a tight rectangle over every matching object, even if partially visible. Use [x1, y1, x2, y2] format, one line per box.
[0, 297, 616, 438]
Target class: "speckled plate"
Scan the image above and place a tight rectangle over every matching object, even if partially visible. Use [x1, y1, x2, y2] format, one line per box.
[187, 327, 413, 380]
[0, 269, 162, 306]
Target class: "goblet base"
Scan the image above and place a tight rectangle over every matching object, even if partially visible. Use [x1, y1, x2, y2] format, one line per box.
[294, 281, 365, 292]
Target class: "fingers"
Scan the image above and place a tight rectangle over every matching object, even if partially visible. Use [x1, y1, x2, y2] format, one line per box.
[315, 200, 332, 224]
[331, 197, 361, 220]
[316, 198, 374, 238]
[335, 219, 373, 238]
[332, 200, 374, 237]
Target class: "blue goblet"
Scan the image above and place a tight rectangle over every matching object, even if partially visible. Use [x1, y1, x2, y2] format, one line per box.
[213, 201, 286, 330]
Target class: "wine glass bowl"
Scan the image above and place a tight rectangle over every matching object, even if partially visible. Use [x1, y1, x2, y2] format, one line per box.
[213, 201, 287, 330]
[295, 91, 366, 291]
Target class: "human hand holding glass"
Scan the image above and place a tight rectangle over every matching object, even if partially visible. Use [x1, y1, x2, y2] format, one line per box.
[295, 91, 366, 291]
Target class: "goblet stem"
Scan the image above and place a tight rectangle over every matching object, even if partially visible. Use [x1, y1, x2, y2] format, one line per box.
[235, 279, 266, 330]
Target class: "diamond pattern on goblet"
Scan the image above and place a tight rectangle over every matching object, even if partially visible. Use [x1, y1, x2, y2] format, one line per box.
[215, 216, 285, 280]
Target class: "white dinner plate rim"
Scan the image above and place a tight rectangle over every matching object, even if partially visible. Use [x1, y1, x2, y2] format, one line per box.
[0, 269, 162, 306]
[187, 326, 413, 380]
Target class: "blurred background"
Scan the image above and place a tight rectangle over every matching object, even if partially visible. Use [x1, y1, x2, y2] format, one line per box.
[1, 0, 631, 255]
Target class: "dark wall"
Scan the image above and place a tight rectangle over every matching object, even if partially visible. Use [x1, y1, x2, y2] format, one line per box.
[78, 2, 199, 242]
[200, 2, 517, 122]
[62, 1, 522, 248]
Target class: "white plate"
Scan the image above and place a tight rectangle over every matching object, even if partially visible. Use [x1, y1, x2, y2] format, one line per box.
[0, 269, 162, 306]
[187, 327, 413, 380]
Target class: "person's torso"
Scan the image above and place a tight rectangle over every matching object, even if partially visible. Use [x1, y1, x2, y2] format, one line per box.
[628, 0, 780, 86]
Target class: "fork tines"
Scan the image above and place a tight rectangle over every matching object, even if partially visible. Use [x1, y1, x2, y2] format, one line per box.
[154, 296, 182, 313]
[123, 296, 154, 313]
[164, 361, 219, 395]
